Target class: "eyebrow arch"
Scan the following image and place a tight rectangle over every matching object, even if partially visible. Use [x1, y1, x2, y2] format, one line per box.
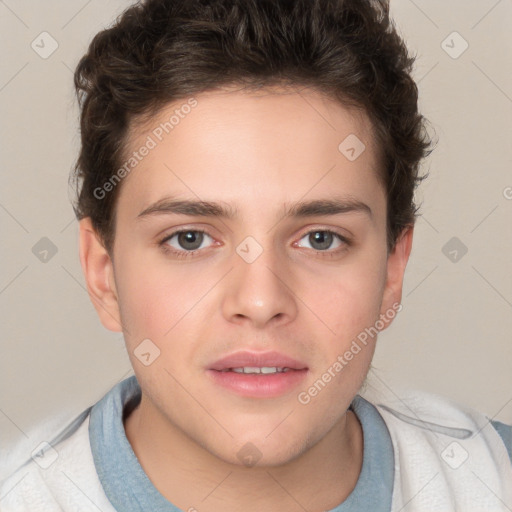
[136, 195, 372, 221]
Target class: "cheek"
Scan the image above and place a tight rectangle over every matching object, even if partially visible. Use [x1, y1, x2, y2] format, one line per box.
[302, 259, 387, 344]
[114, 253, 215, 342]
[297, 269, 385, 413]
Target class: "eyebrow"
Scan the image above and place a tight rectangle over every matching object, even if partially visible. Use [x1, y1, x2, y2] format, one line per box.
[136, 195, 372, 221]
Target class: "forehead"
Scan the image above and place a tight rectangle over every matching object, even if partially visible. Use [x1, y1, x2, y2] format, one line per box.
[128, 85, 378, 157]
[119, 86, 384, 218]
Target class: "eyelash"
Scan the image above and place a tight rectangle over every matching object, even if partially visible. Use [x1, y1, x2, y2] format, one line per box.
[158, 228, 352, 260]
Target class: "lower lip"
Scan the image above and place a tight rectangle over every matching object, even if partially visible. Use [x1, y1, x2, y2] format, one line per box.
[206, 369, 308, 398]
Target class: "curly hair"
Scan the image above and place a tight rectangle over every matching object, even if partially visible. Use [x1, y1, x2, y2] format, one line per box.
[71, 0, 435, 254]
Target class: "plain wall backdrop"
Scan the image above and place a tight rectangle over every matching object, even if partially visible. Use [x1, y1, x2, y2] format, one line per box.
[1, 0, 511, 480]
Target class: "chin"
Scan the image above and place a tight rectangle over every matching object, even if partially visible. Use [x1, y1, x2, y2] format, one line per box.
[203, 434, 311, 469]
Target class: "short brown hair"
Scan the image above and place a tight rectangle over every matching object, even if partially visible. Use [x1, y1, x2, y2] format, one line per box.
[71, 0, 435, 254]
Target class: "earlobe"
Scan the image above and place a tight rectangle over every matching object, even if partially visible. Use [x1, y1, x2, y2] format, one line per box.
[380, 226, 414, 319]
[79, 218, 123, 332]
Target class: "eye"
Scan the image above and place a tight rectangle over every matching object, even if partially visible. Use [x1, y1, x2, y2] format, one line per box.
[158, 227, 350, 260]
[295, 230, 349, 252]
[160, 229, 214, 255]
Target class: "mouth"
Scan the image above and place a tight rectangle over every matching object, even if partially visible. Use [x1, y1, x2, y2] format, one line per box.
[207, 351, 309, 398]
[219, 366, 295, 374]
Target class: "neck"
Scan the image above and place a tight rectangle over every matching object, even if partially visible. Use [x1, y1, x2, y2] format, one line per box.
[124, 395, 363, 512]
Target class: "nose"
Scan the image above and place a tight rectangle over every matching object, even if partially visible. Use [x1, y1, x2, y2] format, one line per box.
[221, 243, 298, 329]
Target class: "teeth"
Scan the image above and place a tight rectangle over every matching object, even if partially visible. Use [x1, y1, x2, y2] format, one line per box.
[261, 367, 279, 374]
[229, 367, 290, 374]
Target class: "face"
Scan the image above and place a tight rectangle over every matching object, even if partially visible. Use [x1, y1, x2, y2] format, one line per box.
[80, 86, 412, 467]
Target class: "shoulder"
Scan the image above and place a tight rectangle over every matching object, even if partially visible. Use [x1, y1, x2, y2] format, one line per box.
[359, 382, 512, 510]
[0, 408, 115, 512]
[360, 381, 512, 462]
[361, 381, 503, 427]
[0, 466, 61, 512]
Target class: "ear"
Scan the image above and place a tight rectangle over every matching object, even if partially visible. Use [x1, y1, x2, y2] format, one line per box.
[379, 225, 414, 321]
[79, 218, 123, 332]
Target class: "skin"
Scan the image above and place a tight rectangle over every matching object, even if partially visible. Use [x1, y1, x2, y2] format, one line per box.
[79, 85, 413, 511]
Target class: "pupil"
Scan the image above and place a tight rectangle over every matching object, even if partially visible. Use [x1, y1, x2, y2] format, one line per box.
[311, 231, 332, 250]
[179, 231, 203, 250]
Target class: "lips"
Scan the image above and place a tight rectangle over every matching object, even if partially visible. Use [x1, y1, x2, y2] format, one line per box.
[207, 350, 308, 398]
[209, 350, 308, 372]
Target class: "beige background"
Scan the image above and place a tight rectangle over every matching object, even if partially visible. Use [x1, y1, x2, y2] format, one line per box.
[1, 0, 511, 479]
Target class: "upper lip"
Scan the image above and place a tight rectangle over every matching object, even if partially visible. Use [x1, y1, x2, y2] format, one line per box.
[208, 351, 308, 371]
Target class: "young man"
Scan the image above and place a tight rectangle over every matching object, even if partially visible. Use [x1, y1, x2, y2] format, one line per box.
[1, 0, 511, 510]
